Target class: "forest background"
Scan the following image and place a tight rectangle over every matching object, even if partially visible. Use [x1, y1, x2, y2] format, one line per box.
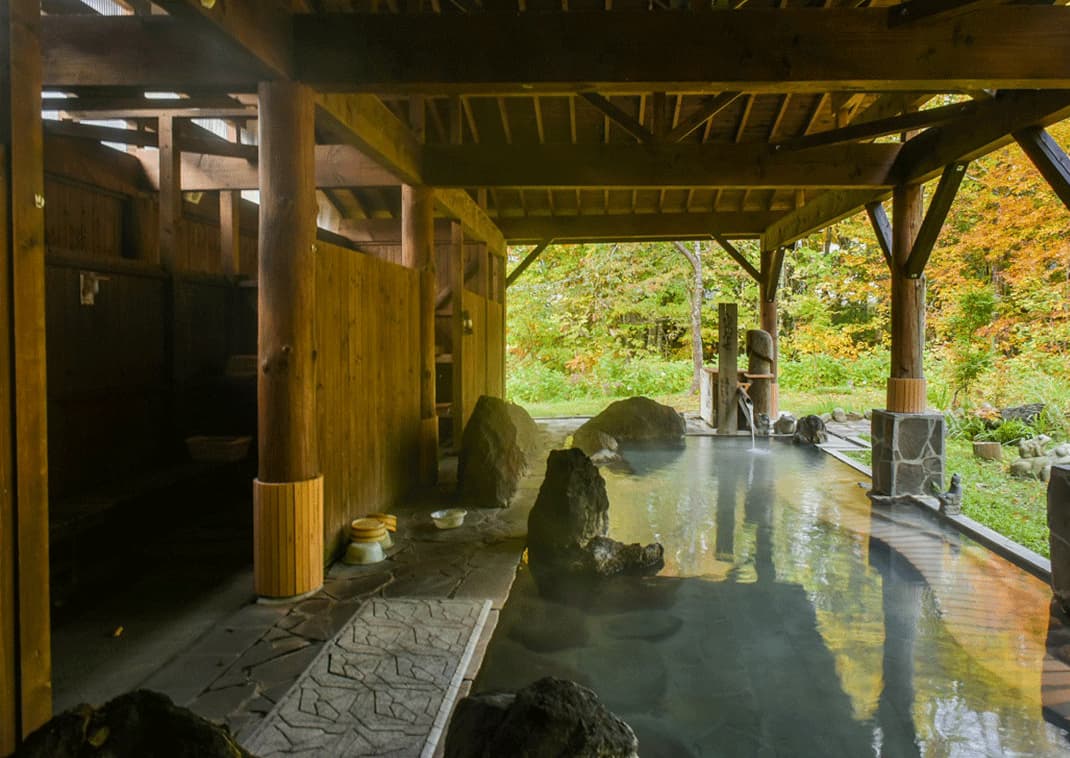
[504, 120, 1070, 555]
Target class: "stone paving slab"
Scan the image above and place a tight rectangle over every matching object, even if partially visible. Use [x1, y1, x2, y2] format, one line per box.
[243, 598, 491, 758]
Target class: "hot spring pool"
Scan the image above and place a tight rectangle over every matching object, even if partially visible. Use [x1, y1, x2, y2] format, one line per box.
[474, 436, 1070, 757]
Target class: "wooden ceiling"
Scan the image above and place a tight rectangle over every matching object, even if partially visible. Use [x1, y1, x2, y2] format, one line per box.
[37, 0, 1070, 247]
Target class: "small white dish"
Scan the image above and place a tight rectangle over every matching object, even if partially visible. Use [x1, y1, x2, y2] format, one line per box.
[430, 508, 467, 529]
[343, 540, 385, 565]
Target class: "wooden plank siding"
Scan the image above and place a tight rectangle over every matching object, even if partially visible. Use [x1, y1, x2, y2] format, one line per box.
[314, 241, 423, 561]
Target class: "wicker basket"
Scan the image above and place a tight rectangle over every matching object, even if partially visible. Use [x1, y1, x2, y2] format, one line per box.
[185, 435, 252, 462]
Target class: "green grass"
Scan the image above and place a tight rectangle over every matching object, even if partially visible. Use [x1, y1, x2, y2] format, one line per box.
[945, 438, 1051, 557]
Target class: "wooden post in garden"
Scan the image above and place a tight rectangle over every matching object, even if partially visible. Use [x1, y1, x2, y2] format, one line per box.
[759, 245, 783, 417]
[717, 302, 738, 434]
[888, 184, 927, 413]
[403, 184, 439, 485]
[254, 81, 323, 600]
[1, 0, 52, 744]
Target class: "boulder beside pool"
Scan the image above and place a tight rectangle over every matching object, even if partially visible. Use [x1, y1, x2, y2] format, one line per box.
[527, 448, 664, 578]
[458, 395, 540, 508]
[574, 396, 685, 447]
[443, 677, 639, 758]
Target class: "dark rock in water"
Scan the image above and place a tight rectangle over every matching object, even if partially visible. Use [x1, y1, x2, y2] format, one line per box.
[528, 448, 611, 562]
[458, 395, 539, 508]
[15, 690, 255, 758]
[1001, 402, 1045, 425]
[575, 396, 685, 444]
[444, 677, 639, 758]
[527, 449, 663, 580]
[582, 536, 665, 577]
[792, 414, 828, 445]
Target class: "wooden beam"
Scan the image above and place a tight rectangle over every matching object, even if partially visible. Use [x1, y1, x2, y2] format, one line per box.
[435, 188, 506, 255]
[42, 119, 259, 160]
[665, 92, 742, 143]
[337, 217, 452, 243]
[42, 94, 255, 117]
[219, 121, 241, 277]
[762, 189, 885, 249]
[893, 90, 1070, 185]
[776, 98, 977, 151]
[450, 221, 465, 443]
[580, 92, 652, 143]
[42, 16, 267, 90]
[497, 211, 777, 243]
[315, 94, 423, 186]
[506, 240, 552, 287]
[1, 0, 52, 742]
[135, 144, 400, 191]
[903, 161, 968, 278]
[887, 0, 1005, 27]
[888, 182, 926, 411]
[1013, 126, 1070, 212]
[423, 143, 900, 189]
[157, 115, 180, 270]
[151, 0, 292, 79]
[865, 200, 893, 268]
[294, 9, 1070, 94]
[711, 233, 760, 282]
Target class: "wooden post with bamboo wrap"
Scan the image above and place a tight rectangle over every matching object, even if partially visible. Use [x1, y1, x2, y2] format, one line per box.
[717, 302, 738, 434]
[1, 0, 52, 744]
[254, 81, 323, 600]
[888, 183, 927, 413]
[403, 184, 438, 485]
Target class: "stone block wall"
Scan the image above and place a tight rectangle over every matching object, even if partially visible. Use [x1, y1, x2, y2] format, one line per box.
[871, 410, 945, 498]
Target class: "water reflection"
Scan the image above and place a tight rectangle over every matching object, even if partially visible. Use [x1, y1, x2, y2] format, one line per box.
[475, 437, 1070, 756]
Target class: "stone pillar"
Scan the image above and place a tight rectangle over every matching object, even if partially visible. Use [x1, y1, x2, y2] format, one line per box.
[1049, 466, 1070, 610]
[870, 410, 944, 498]
[254, 81, 323, 599]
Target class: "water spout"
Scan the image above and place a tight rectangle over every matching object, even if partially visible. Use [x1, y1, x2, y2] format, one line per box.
[737, 386, 762, 452]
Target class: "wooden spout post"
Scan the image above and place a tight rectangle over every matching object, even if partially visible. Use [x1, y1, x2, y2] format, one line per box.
[254, 81, 323, 599]
[717, 302, 738, 434]
[888, 184, 927, 413]
[403, 184, 439, 485]
[759, 244, 782, 418]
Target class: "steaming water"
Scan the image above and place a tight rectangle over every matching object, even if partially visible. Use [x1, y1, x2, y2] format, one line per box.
[475, 437, 1070, 757]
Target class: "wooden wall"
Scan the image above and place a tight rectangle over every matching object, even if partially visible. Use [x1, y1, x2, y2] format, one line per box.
[459, 290, 505, 430]
[315, 241, 423, 560]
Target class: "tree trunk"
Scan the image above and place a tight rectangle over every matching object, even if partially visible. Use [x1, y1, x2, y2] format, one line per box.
[673, 241, 704, 395]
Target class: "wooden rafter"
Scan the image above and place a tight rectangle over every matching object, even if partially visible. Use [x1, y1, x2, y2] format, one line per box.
[864, 200, 893, 268]
[712, 233, 761, 281]
[903, 161, 968, 278]
[506, 239, 553, 286]
[421, 142, 900, 188]
[292, 9, 1070, 94]
[887, 0, 1005, 27]
[763, 189, 886, 249]
[665, 92, 742, 142]
[497, 211, 777, 243]
[1013, 125, 1070, 212]
[580, 92, 652, 144]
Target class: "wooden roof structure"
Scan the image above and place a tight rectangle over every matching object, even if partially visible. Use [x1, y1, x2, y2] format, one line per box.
[38, 0, 1070, 254]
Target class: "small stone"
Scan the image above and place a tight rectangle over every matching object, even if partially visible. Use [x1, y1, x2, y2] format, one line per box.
[793, 415, 828, 445]
[773, 413, 796, 435]
[831, 407, 847, 423]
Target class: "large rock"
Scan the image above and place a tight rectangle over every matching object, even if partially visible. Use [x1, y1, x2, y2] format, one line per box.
[575, 397, 685, 445]
[444, 677, 639, 758]
[792, 414, 828, 445]
[14, 690, 255, 758]
[527, 449, 663, 579]
[458, 395, 540, 508]
[571, 426, 620, 463]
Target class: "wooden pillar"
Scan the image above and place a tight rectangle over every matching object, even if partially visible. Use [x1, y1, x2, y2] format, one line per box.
[157, 115, 180, 271]
[1, 1, 52, 746]
[759, 245, 780, 417]
[717, 302, 738, 434]
[219, 122, 241, 277]
[402, 184, 438, 485]
[450, 221, 466, 446]
[254, 81, 323, 599]
[888, 184, 927, 413]
[498, 253, 507, 397]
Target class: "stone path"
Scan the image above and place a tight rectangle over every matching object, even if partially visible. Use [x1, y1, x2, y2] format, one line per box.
[244, 598, 491, 758]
